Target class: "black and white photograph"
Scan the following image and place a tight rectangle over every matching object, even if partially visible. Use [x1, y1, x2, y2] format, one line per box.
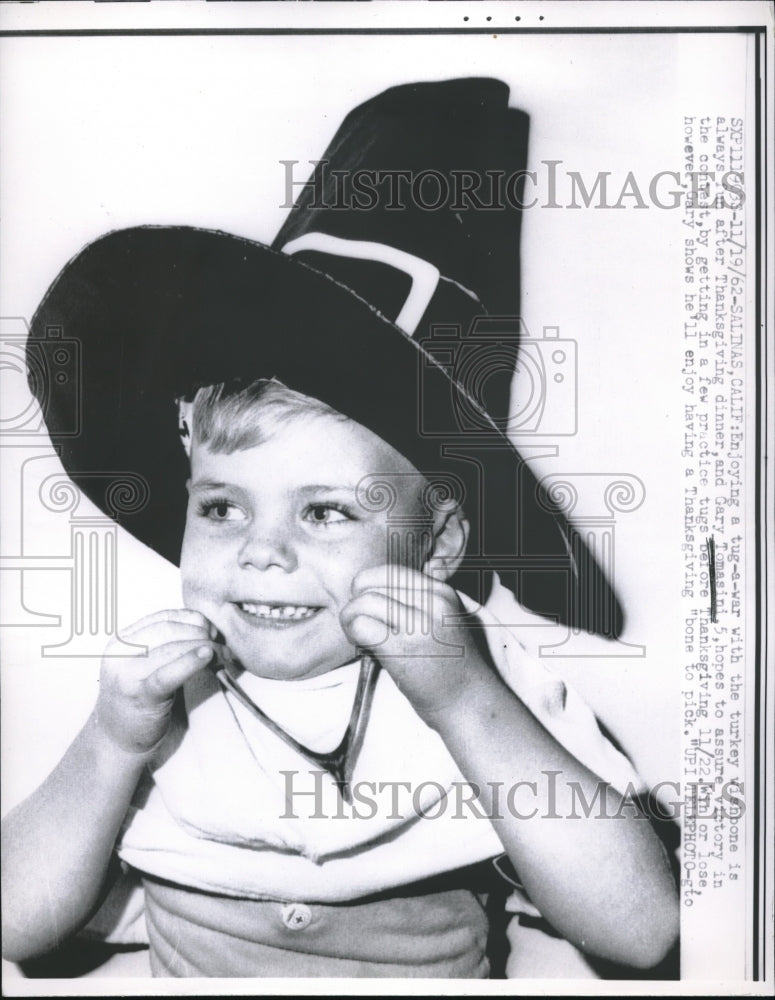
[0, 1, 772, 993]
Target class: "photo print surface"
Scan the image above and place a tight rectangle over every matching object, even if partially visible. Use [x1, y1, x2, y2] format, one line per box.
[0, 2, 771, 994]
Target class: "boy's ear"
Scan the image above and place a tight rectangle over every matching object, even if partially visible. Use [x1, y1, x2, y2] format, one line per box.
[424, 507, 469, 581]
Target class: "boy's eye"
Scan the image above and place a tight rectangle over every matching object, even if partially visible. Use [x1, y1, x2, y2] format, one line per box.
[304, 503, 352, 526]
[199, 499, 246, 522]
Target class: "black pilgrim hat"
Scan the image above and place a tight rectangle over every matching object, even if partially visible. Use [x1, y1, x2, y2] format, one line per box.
[27, 78, 623, 636]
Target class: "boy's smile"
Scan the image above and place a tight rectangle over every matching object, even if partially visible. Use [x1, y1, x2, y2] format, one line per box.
[180, 412, 431, 681]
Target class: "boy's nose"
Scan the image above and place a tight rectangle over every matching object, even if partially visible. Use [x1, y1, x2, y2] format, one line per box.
[238, 528, 298, 573]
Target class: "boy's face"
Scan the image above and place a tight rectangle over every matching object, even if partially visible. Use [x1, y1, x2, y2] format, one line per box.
[180, 412, 432, 680]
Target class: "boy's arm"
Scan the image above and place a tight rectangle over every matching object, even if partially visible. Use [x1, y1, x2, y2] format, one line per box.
[1, 713, 150, 962]
[1, 610, 216, 963]
[422, 669, 679, 969]
[343, 567, 679, 971]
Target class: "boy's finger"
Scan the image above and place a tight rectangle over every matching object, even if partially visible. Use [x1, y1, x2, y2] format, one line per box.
[119, 609, 214, 640]
[119, 618, 213, 651]
[351, 564, 438, 597]
[340, 592, 389, 627]
[209, 641, 238, 669]
[143, 643, 215, 699]
[348, 588, 431, 632]
[113, 637, 215, 680]
[341, 612, 390, 650]
[351, 564, 418, 590]
[341, 592, 430, 636]
[354, 581, 434, 604]
[350, 580, 440, 623]
[423, 557, 448, 580]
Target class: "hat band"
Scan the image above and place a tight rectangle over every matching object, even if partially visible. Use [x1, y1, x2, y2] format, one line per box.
[281, 232, 440, 337]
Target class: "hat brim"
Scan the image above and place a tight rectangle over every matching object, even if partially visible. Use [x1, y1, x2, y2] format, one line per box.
[29, 226, 622, 634]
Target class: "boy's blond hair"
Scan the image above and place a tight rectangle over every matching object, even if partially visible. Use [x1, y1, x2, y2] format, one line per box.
[191, 379, 348, 454]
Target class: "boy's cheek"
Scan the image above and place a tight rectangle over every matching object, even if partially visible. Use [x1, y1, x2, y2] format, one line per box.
[180, 576, 195, 608]
[180, 581, 203, 615]
[180, 565, 213, 612]
[179, 531, 215, 604]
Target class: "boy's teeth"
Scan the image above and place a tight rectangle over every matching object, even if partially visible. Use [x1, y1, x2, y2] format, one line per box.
[239, 602, 316, 621]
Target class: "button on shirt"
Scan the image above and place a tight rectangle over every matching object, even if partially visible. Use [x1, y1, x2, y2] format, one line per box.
[281, 902, 312, 931]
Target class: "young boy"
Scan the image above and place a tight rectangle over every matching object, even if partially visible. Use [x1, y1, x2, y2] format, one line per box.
[2, 372, 678, 977]
[3, 80, 679, 978]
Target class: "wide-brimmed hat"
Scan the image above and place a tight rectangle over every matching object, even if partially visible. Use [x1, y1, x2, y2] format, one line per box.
[27, 78, 622, 636]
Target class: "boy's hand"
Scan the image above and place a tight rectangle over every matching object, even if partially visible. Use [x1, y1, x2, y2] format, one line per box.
[96, 609, 217, 756]
[340, 564, 494, 724]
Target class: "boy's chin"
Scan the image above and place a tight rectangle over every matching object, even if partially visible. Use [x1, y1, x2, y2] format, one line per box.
[237, 662, 344, 682]
[230, 649, 359, 682]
